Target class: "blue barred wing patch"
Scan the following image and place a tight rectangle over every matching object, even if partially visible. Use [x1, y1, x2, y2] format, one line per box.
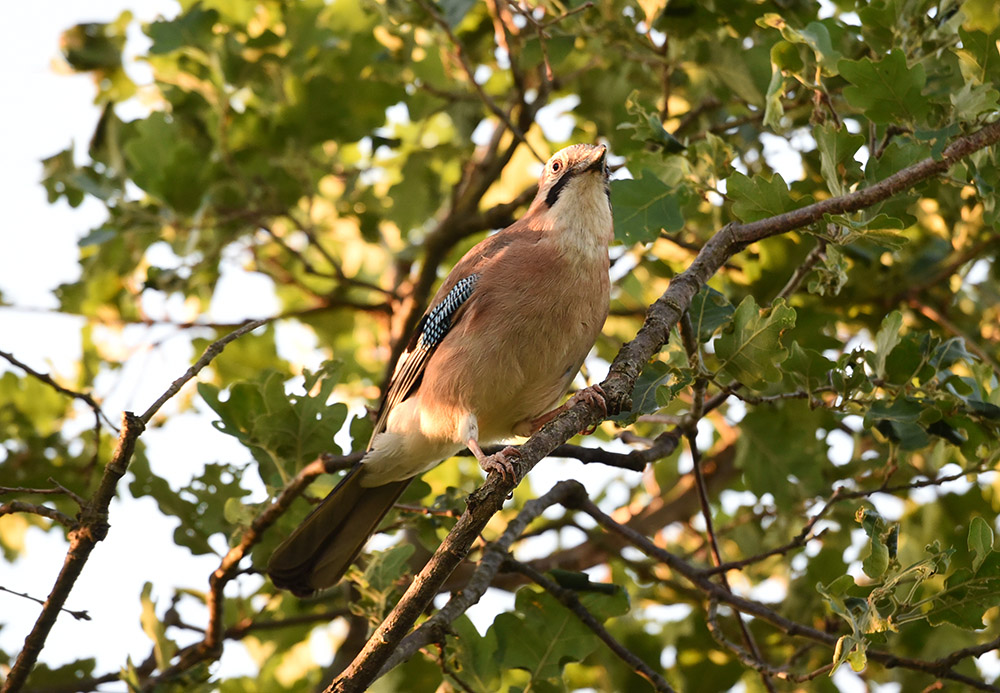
[418, 274, 480, 348]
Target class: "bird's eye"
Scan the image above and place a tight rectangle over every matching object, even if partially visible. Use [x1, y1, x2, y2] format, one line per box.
[551, 160, 562, 173]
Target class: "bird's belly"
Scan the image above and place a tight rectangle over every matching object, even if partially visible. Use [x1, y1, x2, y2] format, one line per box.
[463, 302, 603, 441]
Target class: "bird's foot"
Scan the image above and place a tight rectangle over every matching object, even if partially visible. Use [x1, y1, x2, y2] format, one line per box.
[468, 439, 521, 483]
[521, 385, 609, 437]
[479, 446, 521, 483]
[568, 385, 607, 435]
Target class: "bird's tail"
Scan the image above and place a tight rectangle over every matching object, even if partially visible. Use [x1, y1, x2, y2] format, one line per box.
[267, 465, 412, 596]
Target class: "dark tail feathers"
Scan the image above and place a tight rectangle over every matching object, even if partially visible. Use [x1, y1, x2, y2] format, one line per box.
[268, 465, 412, 596]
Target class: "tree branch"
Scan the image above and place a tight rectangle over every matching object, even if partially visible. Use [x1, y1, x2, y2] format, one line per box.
[0, 501, 75, 528]
[378, 481, 589, 674]
[576, 497, 1000, 692]
[0, 348, 117, 431]
[414, 0, 544, 163]
[139, 318, 270, 423]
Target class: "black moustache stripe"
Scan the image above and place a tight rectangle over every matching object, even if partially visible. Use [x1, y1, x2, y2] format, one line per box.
[545, 170, 572, 208]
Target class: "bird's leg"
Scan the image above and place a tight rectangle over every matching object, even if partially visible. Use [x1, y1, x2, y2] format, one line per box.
[522, 385, 608, 436]
[468, 438, 520, 482]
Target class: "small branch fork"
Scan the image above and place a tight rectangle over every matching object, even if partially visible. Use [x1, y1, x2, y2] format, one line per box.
[327, 120, 1000, 691]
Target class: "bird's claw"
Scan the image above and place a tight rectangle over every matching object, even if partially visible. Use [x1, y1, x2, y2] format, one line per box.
[479, 445, 521, 483]
[569, 385, 607, 435]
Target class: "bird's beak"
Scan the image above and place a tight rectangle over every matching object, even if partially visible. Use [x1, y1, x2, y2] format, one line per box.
[581, 144, 608, 177]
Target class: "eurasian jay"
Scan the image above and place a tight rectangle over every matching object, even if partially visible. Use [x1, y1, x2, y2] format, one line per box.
[268, 143, 613, 595]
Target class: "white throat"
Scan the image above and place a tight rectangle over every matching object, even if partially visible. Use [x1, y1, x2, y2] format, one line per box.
[540, 173, 613, 264]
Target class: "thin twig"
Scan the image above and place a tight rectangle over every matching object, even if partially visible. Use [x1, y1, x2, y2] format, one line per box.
[0, 586, 89, 621]
[686, 432, 776, 693]
[774, 238, 828, 302]
[575, 498, 1000, 692]
[0, 348, 117, 431]
[0, 501, 75, 528]
[706, 600, 834, 682]
[909, 297, 1000, 376]
[139, 318, 269, 423]
[3, 319, 277, 693]
[144, 453, 361, 686]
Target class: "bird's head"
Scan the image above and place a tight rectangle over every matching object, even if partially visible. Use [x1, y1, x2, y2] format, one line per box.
[534, 143, 609, 209]
[527, 143, 613, 244]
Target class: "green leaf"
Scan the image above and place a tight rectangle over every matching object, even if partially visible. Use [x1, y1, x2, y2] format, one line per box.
[449, 616, 500, 692]
[688, 286, 735, 342]
[727, 171, 797, 222]
[864, 397, 923, 426]
[758, 14, 843, 75]
[129, 457, 251, 555]
[440, 0, 477, 26]
[715, 296, 797, 388]
[762, 67, 787, 131]
[784, 342, 836, 390]
[968, 517, 994, 573]
[198, 364, 348, 487]
[870, 310, 902, 379]
[862, 533, 889, 579]
[619, 90, 687, 151]
[363, 543, 415, 593]
[838, 50, 930, 124]
[615, 359, 690, 424]
[147, 6, 218, 54]
[123, 112, 211, 214]
[492, 587, 622, 684]
[846, 644, 867, 672]
[855, 507, 885, 538]
[807, 243, 849, 296]
[814, 125, 864, 195]
[951, 81, 1000, 123]
[611, 171, 684, 244]
[736, 405, 827, 505]
[955, 27, 1000, 85]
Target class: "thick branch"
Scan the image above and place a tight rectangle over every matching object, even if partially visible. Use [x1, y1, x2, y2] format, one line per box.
[2, 412, 144, 693]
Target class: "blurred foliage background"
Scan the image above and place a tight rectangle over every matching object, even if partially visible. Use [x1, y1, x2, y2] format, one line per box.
[2, 0, 1000, 691]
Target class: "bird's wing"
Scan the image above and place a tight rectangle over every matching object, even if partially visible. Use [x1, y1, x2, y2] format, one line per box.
[369, 272, 480, 446]
[368, 221, 542, 447]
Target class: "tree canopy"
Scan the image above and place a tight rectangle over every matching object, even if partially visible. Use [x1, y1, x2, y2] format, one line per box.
[3, 0, 1000, 691]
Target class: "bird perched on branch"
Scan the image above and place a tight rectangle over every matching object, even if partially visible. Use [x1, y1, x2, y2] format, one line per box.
[268, 143, 614, 596]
